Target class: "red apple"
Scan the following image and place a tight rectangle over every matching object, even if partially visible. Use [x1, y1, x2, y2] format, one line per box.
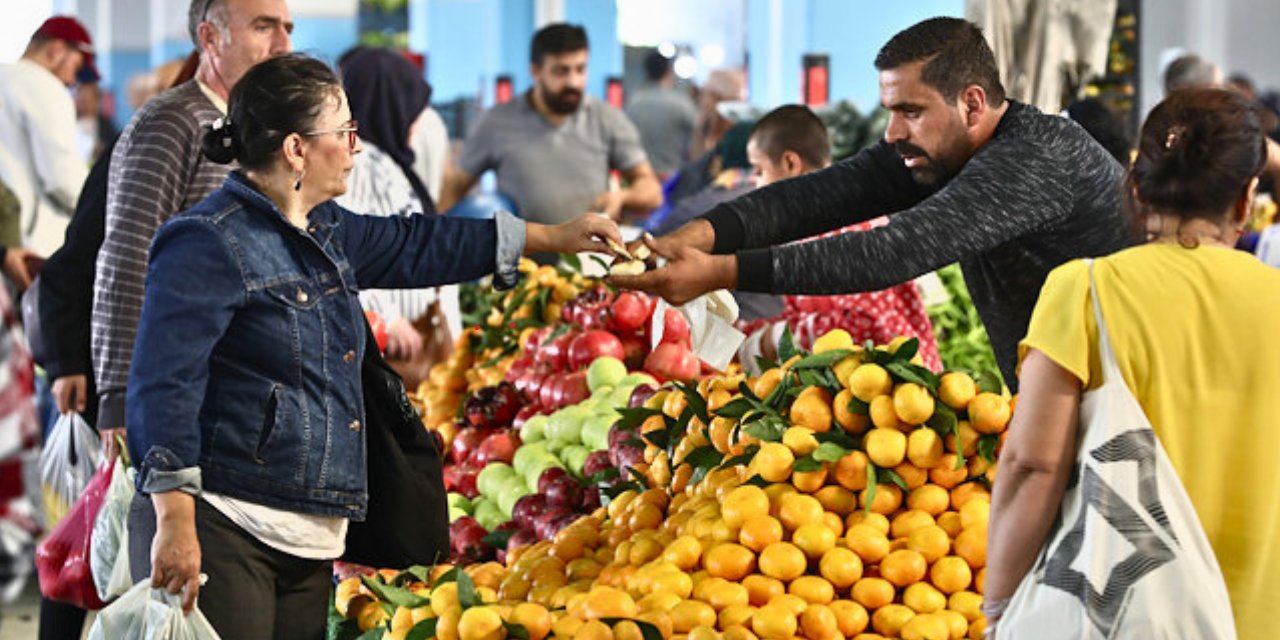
[558, 371, 590, 408]
[537, 467, 571, 494]
[454, 467, 480, 499]
[449, 516, 489, 562]
[644, 342, 700, 383]
[660, 308, 691, 346]
[567, 330, 625, 370]
[512, 494, 550, 529]
[615, 446, 646, 475]
[578, 486, 602, 512]
[609, 292, 650, 334]
[506, 527, 539, 557]
[512, 405, 538, 431]
[544, 475, 584, 509]
[628, 383, 658, 408]
[534, 332, 575, 371]
[619, 335, 648, 371]
[582, 451, 613, 480]
[442, 465, 464, 492]
[538, 372, 562, 410]
[469, 429, 521, 467]
[450, 427, 489, 465]
[533, 506, 572, 540]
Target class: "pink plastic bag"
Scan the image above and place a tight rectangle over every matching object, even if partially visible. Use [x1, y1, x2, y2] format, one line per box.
[36, 460, 113, 609]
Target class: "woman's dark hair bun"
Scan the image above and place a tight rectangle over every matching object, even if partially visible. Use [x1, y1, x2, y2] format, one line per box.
[201, 117, 240, 164]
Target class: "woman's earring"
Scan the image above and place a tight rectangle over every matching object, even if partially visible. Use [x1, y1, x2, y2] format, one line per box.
[293, 169, 305, 192]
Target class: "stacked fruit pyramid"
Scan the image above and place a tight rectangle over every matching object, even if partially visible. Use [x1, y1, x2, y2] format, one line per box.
[334, 323, 1011, 640]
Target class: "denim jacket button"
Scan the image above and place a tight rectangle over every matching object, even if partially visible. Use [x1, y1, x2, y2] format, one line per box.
[296, 288, 309, 303]
[349, 419, 361, 432]
[343, 350, 356, 363]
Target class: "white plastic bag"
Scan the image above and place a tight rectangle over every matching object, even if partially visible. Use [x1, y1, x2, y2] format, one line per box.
[38, 412, 102, 528]
[91, 457, 135, 601]
[88, 580, 221, 640]
[997, 263, 1236, 639]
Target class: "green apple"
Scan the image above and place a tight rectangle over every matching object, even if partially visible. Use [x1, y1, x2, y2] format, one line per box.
[580, 413, 616, 451]
[618, 372, 659, 389]
[476, 462, 515, 498]
[474, 499, 505, 531]
[561, 445, 591, 476]
[446, 492, 472, 513]
[520, 414, 549, 443]
[546, 406, 589, 444]
[448, 506, 468, 522]
[496, 481, 530, 518]
[513, 441, 551, 474]
[587, 356, 628, 392]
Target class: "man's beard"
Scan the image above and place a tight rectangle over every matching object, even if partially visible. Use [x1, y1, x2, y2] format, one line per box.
[894, 139, 965, 186]
[544, 87, 583, 114]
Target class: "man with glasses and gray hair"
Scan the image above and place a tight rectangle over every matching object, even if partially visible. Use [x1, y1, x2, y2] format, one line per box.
[90, 0, 292, 583]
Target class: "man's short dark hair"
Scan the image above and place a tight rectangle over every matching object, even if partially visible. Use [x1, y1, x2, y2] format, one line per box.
[644, 51, 671, 83]
[531, 23, 589, 65]
[874, 17, 1005, 104]
[750, 105, 831, 169]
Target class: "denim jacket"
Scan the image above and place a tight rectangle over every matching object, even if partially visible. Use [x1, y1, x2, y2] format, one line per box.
[126, 172, 523, 518]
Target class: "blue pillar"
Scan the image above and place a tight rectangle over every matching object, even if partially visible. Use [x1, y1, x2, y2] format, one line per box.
[746, 0, 809, 108]
[562, 0, 619, 101]
[500, 0, 535, 97]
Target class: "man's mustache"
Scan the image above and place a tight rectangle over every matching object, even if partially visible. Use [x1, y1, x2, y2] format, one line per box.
[557, 89, 583, 100]
[894, 142, 928, 158]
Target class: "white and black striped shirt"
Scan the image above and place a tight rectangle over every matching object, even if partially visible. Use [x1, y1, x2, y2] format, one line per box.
[91, 81, 229, 429]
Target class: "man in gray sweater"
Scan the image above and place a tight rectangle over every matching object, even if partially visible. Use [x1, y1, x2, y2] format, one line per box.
[614, 18, 1134, 389]
[92, 0, 292, 451]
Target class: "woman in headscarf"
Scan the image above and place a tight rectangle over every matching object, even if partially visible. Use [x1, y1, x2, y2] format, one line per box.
[337, 48, 458, 373]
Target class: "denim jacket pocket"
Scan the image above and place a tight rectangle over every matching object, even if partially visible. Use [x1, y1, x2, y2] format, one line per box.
[254, 383, 284, 464]
[264, 280, 323, 310]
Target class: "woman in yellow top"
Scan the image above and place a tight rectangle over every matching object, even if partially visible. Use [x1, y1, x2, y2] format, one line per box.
[984, 88, 1280, 638]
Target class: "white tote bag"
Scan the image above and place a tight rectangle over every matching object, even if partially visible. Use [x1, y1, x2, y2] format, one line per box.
[997, 262, 1236, 640]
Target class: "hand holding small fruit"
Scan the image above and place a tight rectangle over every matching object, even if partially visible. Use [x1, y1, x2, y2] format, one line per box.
[524, 213, 622, 256]
[383, 315, 424, 360]
[610, 234, 738, 306]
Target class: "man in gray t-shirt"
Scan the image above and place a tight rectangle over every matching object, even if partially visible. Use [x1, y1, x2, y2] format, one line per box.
[444, 23, 661, 225]
[626, 52, 697, 177]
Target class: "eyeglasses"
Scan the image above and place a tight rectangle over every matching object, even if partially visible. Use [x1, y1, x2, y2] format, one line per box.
[302, 121, 359, 151]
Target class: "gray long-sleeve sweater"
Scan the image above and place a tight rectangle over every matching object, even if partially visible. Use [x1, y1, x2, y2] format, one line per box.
[91, 81, 229, 429]
[703, 101, 1134, 388]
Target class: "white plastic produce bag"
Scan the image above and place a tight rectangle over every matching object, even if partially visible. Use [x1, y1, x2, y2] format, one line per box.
[997, 263, 1236, 639]
[38, 412, 102, 528]
[91, 457, 135, 601]
[88, 580, 221, 640]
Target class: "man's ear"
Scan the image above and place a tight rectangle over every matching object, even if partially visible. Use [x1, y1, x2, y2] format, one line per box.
[960, 85, 988, 127]
[780, 150, 805, 178]
[197, 20, 222, 58]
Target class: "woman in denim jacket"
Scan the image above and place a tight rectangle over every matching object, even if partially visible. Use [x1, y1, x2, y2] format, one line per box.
[124, 54, 619, 638]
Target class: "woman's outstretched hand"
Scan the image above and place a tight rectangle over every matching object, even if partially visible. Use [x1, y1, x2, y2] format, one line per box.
[525, 214, 623, 256]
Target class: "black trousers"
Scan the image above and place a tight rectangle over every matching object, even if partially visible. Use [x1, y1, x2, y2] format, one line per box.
[127, 494, 333, 640]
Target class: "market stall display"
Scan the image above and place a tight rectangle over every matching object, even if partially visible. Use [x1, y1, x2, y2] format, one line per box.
[332, 268, 1009, 640]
